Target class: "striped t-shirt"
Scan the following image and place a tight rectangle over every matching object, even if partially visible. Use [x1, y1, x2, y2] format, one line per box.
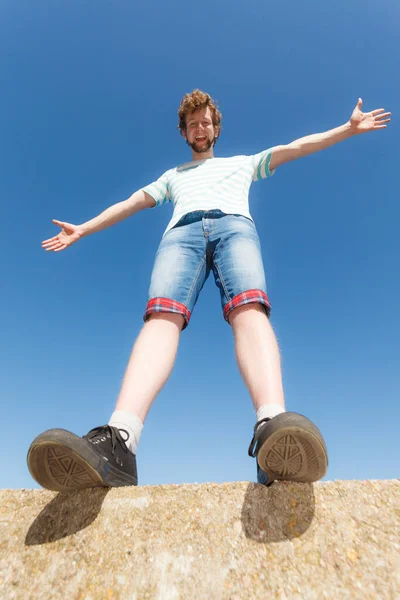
[142, 148, 275, 235]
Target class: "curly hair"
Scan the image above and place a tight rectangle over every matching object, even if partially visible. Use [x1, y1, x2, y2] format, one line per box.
[178, 89, 222, 142]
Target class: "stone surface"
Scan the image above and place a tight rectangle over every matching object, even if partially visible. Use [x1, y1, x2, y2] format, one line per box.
[0, 480, 399, 599]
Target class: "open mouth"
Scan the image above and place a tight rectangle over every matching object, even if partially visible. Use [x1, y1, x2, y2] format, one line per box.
[195, 136, 207, 143]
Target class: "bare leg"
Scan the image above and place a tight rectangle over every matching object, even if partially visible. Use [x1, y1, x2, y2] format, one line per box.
[27, 312, 185, 492]
[115, 313, 184, 422]
[229, 304, 285, 411]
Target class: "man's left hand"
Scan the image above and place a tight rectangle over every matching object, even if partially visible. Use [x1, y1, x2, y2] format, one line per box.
[350, 98, 391, 134]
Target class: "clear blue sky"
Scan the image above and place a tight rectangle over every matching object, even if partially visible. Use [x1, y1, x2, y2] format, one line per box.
[1, 0, 398, 489]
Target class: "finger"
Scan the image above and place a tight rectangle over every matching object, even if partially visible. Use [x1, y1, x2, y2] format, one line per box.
[357, 97, 363, 109]
[52, 219, 64, 226]
[42, 236, 59, 245]
[371, 108, 386, 116]
[54, 245, 67, 252]
[373, 125, 387, 129]
[376, 118, 391, 124]
[44, 241, 63, 251]
[42, 238, 61, 248]
[375, 112, 391, 120]
[42, 242, 60, 249]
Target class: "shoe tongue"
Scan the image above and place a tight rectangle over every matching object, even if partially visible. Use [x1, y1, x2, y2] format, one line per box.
[88, 425, 110, 439]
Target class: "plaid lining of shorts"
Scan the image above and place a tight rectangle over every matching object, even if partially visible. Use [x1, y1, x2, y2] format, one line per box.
[144, 298, 191, 328]
[223, 290, 271, 321]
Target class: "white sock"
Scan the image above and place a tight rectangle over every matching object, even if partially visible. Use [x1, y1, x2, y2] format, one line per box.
[256, 404, 285, 427]
[108, 410, 143, 455]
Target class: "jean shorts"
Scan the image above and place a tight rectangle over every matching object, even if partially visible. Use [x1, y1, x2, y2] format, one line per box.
[144, 210, 271, 329]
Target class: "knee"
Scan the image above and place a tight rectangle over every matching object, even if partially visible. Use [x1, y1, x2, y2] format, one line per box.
[147, 312, 186, 331]
[228, 302, 266, 326]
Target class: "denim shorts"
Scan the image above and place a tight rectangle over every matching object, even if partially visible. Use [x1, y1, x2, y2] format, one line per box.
[144, 210, 271, 329]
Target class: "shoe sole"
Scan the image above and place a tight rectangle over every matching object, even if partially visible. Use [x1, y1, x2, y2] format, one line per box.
[27, 429, 137, 492]
[256, 413, 328, 483]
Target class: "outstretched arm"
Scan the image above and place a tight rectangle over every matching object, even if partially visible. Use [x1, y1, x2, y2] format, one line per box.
[78, 190, 155, 237]
[42, 190, 156, 252]
[269, 98, 391, 171]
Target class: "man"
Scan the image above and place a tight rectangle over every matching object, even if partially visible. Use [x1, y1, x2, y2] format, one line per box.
[28, 90, 390, 491]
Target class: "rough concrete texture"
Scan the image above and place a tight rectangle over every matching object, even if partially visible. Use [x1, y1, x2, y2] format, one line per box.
[0, 480, 399, 599]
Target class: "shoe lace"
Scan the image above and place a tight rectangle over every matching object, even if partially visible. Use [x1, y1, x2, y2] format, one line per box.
[86, 425, 129, 455]
[247, 418, 271, 457]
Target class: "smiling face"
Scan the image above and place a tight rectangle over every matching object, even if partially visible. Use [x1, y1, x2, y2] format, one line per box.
[182, 107, 219, 156]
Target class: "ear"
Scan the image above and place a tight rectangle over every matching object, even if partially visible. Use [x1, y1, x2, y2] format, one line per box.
[181, 128, 187, 141]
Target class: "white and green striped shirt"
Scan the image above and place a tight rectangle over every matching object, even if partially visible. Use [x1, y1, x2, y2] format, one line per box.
[142, 149, 275, 235]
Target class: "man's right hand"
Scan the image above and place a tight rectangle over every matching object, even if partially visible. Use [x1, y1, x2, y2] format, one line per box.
[42, 219, 83, 252]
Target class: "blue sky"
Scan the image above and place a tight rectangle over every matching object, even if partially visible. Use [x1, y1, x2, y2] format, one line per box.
[1, 0, 398, 489]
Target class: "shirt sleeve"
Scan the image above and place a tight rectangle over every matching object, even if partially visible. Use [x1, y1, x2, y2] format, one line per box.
[141, 170, 171, 206]
[251, 148, 276, 182]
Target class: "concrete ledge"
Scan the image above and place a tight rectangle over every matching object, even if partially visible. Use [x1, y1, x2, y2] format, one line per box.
[1, 480, 399, 599]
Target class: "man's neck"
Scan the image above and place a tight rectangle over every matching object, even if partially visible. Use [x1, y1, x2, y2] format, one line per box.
[190, 148, 215, 161]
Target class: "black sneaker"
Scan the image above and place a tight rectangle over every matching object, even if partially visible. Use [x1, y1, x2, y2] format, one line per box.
[256, 464, 273, 487]
[248, 412, 328, 485]
[27, 425, 138, 492]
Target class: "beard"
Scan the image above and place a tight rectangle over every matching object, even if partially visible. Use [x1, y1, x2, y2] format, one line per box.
[187, 135, 215, 154]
